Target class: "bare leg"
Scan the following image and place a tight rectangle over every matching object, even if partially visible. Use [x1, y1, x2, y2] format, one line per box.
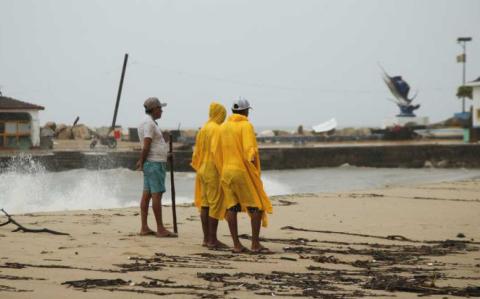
[151, 192, 176, 237]
[139, 191, 154, 235]
[250, 210, 263, 250]
[208, 217, 228, 248]
[207, 216, 218, 246]
[200, 207, 209, 246]
[226, 209, 245, 252]
[250, 210, 269, 252]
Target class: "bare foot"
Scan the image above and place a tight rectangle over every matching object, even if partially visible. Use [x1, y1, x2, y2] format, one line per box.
[156, 229, 177, 238]
[208, 240, 229, 250]
[139, 228, 155, 236]
[231, 245, 250, 254]
[251, 245, 273, 254]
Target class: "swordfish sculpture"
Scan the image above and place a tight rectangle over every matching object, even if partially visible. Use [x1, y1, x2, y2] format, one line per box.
[381, 68, 420, 117]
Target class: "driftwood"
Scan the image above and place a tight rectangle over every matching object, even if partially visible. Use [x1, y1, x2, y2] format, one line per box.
[346, 192, 480, 203]
[97, 287, 221, 298]
[139, 276, 213, 290]
[0, 274, 46, 281]
[0, 262, 122, 273]
[0, 209, 69, 235]
[281, 226, 480, 246]
[0, 284, 32, 293]
[62, 278, 127, 289]
[281, 225, 413, 242]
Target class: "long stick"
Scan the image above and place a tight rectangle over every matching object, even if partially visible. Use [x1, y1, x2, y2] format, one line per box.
[168, 133, 178, 234]
[0, 209, 69, 235]
[110, 53, 128, 133]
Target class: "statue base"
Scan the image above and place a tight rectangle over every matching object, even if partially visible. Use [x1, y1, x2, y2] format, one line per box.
[382, 116, 429, 129]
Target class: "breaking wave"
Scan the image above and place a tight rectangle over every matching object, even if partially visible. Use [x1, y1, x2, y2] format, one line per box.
[1, 154, 479, 214]
[0, 155, 291, 213]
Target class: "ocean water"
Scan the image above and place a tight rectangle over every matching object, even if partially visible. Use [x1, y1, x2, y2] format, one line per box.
[1, 155, 479, 214]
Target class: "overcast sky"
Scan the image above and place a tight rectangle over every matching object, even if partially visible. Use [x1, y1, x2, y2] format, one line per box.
[1, 0, 479, 129]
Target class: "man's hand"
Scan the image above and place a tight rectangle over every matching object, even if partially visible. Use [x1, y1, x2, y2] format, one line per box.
[136, 160, 143, 171]
[167, 152, 174, 160]
[137, 138, 151, 171]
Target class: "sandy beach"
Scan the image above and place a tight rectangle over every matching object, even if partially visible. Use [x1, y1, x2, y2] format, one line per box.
[1, 179, 479, 298]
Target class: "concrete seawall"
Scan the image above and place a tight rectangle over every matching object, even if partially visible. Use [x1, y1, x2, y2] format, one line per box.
[1, 144, 480, 171]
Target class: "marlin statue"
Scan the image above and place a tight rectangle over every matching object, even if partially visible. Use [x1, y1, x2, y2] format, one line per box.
[380, 66, 420, 117]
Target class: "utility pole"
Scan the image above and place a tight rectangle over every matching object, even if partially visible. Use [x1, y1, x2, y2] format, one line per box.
[457, 37, 472, 113]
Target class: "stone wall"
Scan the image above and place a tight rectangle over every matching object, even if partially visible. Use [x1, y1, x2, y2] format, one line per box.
[1, 144, 480, 172]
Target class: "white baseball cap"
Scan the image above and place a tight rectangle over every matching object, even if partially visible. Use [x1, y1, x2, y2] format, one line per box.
[232, 98, 252, 111]
[144, 97, 167, 111]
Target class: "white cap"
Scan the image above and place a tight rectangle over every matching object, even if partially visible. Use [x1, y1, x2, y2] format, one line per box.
[144, 97, 167, 111]
[232, 98, 252, 111]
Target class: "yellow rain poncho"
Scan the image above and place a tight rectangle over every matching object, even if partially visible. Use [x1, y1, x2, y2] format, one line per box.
[191, 102, 227, 220]
[215, 114, 272, 227]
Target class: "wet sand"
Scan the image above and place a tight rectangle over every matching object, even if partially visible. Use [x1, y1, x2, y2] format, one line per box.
[0, 179, 479, 298]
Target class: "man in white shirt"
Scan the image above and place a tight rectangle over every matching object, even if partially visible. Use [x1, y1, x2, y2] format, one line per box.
[137, 97, 176, 237]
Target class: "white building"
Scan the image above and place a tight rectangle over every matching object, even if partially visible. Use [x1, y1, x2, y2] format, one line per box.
[0, 96, 45, 149]
[466, 77, 480, 128]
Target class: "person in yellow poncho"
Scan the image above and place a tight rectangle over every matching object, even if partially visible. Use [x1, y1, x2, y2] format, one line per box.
[215, 98, 273, 254]
[191, 102, 227, 249]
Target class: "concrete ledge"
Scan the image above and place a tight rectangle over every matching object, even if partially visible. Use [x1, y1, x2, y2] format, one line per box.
[1, 144, 480, 172]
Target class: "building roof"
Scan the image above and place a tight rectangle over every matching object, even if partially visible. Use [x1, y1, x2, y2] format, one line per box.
[0, 96, 45, 110]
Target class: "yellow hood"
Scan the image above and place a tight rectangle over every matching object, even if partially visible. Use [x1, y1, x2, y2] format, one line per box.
[209, 102, 226, 124]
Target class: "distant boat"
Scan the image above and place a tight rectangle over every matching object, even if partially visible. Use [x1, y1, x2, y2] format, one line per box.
[258, 130, 275, 137]
[312, 118, 337, 133]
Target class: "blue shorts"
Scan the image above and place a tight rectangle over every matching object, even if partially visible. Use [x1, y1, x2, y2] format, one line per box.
[143, 161, 167, 194]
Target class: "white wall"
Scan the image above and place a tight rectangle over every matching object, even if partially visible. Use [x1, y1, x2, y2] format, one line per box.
[29, 110, 40, 147]
[472, 87, 480, 128]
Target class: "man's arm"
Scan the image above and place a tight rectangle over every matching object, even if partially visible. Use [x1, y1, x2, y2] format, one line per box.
[136, 138, 152, 171]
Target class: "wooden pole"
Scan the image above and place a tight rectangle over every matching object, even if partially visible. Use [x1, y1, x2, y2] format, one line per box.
[110, 53, 128, 133]
[168, 133, 178, 234]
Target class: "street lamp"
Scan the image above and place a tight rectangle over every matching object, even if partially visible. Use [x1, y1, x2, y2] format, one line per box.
[457, 37, 472, 113]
